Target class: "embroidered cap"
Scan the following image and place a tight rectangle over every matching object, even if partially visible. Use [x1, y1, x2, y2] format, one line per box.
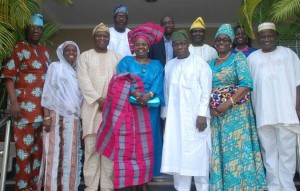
[93, 22, 109, 36]
[258, 22, 276, 32]
[171, 29, 189, 42]
[114, 4, 128, 15]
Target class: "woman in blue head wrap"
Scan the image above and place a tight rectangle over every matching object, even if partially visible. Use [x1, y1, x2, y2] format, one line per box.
[208, 24, 267, 190]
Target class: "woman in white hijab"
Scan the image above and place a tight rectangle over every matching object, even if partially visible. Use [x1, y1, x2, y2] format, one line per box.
[38, 41, 83, 191]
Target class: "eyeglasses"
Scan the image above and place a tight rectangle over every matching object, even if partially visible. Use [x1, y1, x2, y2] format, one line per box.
[114, 14, 127, 19]
[172, 42, 188, 48]
[215, 37, 231, 43]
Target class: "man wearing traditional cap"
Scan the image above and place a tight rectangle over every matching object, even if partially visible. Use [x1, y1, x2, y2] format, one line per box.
[161, 30, 212, 191]
[77, 22, 122, 191]
[148, 15, 176, 67]
[189, 17, 218, 63]
[248, 22, 300, 191]
[107, 4, 131, 57]
[1, 14, 51, 191]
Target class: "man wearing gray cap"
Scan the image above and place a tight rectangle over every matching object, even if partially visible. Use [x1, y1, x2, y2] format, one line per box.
[107, 4, 132, 57]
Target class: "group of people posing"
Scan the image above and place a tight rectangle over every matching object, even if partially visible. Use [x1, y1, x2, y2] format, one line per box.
[1, 4, 300, 191]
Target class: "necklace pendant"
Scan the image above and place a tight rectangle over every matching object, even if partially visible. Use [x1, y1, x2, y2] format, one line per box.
[142, 64, 146, 73]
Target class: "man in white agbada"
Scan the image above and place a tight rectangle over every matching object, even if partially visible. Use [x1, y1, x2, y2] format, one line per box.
[107, 4, 132, 57]
[161, 30, 212, 191]
[77, 23, 122, 191]
[188, 17, 218, 63]
[248, 22, 300, 191]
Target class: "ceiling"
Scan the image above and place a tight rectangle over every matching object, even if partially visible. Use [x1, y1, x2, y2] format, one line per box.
[42, 0, 242, 29]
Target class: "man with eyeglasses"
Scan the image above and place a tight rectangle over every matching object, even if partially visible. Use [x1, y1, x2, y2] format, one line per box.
[107, 4, 132, 57]
[189, 17, 218, 63]
[161, 30, 212, 191]
[148, 15, 176, 66]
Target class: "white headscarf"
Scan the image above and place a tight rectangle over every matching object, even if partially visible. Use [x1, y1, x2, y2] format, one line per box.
[41, 41, 83, 119]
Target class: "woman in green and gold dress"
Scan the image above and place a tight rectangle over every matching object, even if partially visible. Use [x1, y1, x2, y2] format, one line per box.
[209, 24, 266, 191]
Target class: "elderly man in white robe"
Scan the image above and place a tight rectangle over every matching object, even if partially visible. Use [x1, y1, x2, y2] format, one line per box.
[77, 23, 122, 191]
[248, 22, 300, 191]
[188, 17, 218, 63]
[161, 29, 212, 191]
[107, 4, 131, 57]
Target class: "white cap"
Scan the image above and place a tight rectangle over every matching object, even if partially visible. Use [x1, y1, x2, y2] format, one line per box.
[258, 22, 276, 32]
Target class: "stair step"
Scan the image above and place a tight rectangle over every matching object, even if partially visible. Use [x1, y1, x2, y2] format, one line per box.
[5, 180, 300, 185]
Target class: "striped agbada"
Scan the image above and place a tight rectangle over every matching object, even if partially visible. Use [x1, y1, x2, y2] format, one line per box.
[96, 73, 154, 189]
